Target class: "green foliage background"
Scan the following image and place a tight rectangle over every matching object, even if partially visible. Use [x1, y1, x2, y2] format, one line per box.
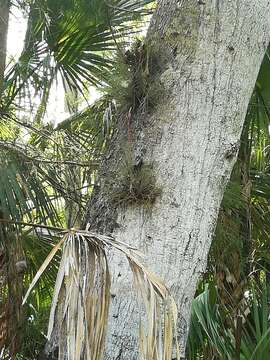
[1, 1, 270, 359]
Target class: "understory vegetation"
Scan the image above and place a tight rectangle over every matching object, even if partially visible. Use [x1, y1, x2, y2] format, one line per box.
[1, 1, 270, 359]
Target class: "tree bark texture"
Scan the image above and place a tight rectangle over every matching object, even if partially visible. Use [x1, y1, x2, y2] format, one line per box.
[98, 1, 270, 358]
[48, 0, 270, 358]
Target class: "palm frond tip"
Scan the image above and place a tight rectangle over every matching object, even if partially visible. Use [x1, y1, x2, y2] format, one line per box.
[23, 228, 180, 360]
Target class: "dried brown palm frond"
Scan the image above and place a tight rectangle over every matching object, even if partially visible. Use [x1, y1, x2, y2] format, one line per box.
[23, 229, 179, 360]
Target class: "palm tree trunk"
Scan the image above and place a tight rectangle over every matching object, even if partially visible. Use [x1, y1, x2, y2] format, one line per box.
[46, 1, 270, 358]
[0, 0, 9, 96]
[96, 2, 270, 358]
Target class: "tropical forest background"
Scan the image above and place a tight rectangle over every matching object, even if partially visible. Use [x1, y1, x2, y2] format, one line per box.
[1, 1, 270, 359]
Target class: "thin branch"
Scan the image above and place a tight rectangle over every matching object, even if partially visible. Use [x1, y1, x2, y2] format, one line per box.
[1, 112, 56, 141]
[0, 140, 99, 168]
[30, 158, 98, 168]
[105, 3, 153, 16]
[0, 218, 64, 232]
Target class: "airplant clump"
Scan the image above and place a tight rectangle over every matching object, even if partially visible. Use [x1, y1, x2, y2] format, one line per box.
[110, 151, 161, 207]
[102, 38, 162, 113]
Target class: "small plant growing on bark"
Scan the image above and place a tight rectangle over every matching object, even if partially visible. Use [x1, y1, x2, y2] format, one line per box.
[103, 38, 162, 113]
[110, 151, 161, 207]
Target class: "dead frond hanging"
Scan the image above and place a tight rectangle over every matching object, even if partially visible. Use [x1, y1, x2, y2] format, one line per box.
[23, 229, 180, 360]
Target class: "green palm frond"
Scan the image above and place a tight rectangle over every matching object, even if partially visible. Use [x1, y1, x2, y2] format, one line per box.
[187, 285, 234, 360]
[0, 148, 63, 357]
[2, 0, 155, 113]
[0, 152, 60, 227]
[187, 280, 270, 360]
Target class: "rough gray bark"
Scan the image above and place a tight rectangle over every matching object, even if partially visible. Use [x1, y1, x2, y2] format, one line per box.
[97, 1, 270, 358]
[46, 0, 270, 358]
[0, 0, 9, 96]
